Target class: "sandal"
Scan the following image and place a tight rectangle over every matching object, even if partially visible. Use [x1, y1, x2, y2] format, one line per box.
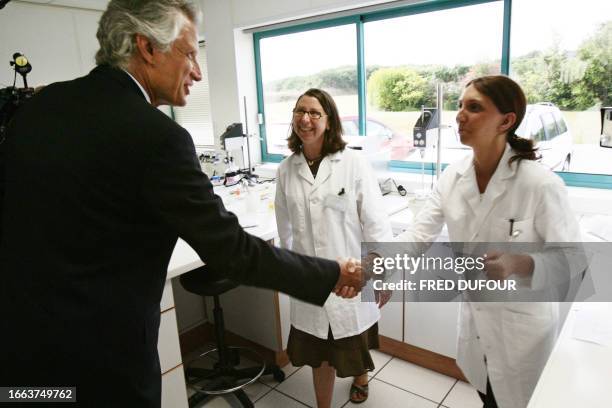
[349, 382, 369, 404]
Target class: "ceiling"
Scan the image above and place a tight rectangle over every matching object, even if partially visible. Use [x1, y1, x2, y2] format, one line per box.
[15, 0, 109, 11]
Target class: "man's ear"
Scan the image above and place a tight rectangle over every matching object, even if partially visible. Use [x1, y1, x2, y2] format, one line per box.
[500, 112, 517, 133]
[135, 34, 155, 64]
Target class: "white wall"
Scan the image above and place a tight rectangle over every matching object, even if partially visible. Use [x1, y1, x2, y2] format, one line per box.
[0, 2, 101, 88]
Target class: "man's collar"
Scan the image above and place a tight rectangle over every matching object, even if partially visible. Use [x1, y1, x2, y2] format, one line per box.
[122, 69, 151, 104]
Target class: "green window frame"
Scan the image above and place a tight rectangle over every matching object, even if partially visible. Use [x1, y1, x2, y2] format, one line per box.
[253, 0, 611, 189]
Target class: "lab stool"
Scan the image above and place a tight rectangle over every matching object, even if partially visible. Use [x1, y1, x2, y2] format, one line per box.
[180, 266, 285, 408]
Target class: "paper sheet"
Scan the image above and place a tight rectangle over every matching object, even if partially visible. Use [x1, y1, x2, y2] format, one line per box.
[572, 307, 612, 347]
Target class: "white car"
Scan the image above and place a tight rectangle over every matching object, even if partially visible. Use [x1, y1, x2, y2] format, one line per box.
[515, 103, 573, 171]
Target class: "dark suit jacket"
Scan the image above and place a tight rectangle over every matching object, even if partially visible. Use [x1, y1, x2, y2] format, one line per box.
[0, 65, 339, 407]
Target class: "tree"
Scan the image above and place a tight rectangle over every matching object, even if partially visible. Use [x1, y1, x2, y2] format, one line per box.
[367, 67, 430, 111]
[577, 21, 612, 106]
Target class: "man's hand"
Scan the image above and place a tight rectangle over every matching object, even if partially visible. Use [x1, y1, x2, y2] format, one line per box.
[333, 258, 363, 298]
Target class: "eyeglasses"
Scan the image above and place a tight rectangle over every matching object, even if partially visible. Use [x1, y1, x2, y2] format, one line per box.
[292, 109, 326, 120]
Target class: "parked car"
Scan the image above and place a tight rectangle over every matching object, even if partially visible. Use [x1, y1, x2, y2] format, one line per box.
[341, 116, 414, 160]
[515, 102, 573, 171]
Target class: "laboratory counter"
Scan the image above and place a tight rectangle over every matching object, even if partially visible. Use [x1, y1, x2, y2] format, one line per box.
[158, 183, 612, 408]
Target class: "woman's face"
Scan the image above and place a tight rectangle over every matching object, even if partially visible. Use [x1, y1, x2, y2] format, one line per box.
[292, 95, 328, 153]
[456, 84, 512, 148]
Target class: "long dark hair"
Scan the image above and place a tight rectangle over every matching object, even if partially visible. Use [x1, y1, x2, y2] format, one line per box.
[467, 75, 537, 164]
[287, 88, 347, 155]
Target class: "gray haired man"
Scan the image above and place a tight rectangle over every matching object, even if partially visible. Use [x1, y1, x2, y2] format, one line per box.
[0, 1, 362, 407]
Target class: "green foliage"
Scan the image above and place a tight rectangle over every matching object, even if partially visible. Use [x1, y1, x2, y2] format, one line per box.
[271, 65, 357, 94]
[367, 67, 430, 111]
[267, 21, 610, 112]
[578, 21, 612, 106]
[512, 22, 611, 110]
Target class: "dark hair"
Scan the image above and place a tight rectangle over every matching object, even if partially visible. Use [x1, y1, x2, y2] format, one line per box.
[287, 88, 347, 155]
[466, 75, 537, 164]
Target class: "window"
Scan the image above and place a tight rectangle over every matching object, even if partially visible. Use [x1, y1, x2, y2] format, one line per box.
[510, 0, 611, 175]
[258, 24, 358, 156]
[173, 45, 215, 146]
[364, 1, 503, 163]
[542, 113, 559, 140]
[254, 0, 612, 186]
[529, 115, 546, 143]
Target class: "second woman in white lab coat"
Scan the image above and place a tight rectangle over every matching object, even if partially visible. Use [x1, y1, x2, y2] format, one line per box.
[396, 76, 581, 408]
[275, 88, 393, 407]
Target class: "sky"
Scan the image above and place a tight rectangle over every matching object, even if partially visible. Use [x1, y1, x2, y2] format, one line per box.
[260, 0, 611, 82]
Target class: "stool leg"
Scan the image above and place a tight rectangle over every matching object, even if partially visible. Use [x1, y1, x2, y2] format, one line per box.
[188, 391, 212, 408]
[212, 295, 230, 366]
[233, 389, 254, 408]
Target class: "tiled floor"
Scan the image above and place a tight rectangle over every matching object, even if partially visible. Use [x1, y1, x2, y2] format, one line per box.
[183, 347, 483, 408]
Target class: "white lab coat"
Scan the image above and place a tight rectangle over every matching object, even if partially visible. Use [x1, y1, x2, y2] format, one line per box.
[397, 144, 581, 408]
[275, 148, 393, 339]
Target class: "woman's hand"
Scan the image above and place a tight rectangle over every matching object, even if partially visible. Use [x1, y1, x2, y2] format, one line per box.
[374, 289, 392, 308]
[484, 251, 534, 280]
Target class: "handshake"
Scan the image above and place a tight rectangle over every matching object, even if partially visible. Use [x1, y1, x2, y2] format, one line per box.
[333, 258, 365, 299]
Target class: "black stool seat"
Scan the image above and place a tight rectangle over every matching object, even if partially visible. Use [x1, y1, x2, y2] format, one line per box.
[179, 266, 285, 408]
[180, 266, 239, 297]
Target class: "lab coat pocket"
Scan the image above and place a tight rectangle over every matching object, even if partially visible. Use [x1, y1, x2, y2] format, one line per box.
[491, 217, 537, 242]
[323, 194, 348, 213]
[501, 304, 556, 366]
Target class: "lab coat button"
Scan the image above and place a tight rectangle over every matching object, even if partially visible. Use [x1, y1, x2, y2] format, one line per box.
[311, 198, 319, 204]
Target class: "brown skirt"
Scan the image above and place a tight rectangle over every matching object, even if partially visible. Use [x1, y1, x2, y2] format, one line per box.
[287, 323, 379, 378]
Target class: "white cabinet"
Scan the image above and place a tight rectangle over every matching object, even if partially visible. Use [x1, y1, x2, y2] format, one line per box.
[384, 202, 460, 358]
[161, 366, 189, 408]
[158, 308, 182, 373]
[404, 302, 459, 358]
[158, 281, 188, 408]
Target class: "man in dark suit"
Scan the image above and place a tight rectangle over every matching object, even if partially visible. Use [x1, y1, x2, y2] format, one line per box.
[0, 1, 363, 406]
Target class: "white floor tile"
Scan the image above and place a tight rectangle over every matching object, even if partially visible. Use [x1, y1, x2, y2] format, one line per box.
[440, 380, 482, 408]
[275, 364, 355, 408]
[370, 350, 393, 376]
[186, 381, 273, 407]
[258, 361, 301, 387]
[184, 351, 273, 405]
[192, 395, 236, 408]
[347, 378, 439, 408]
[255, 389, 310, 408]
[375, 358, 456, 403]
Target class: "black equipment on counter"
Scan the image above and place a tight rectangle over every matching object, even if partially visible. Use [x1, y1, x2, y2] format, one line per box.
[413, 107, 439, 149]
[1, 52, 35, 243]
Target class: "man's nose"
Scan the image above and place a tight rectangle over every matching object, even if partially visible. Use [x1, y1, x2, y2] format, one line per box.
[192, 59, 202, 81]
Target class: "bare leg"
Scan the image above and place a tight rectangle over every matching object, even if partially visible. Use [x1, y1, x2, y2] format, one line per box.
[353, 372, 368, 386]
[350, 372, 369, 403]
[312, 361, 336, 408]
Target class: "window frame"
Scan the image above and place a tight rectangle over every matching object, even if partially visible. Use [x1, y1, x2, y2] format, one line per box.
[253, 0, 612, 189]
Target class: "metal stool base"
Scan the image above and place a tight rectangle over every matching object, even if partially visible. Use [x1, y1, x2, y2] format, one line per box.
[186, 346, 266, 396]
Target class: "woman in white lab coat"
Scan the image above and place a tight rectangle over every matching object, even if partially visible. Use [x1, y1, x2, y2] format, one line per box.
[275, 88, 393, 407]
[396, 76, 581, 408]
